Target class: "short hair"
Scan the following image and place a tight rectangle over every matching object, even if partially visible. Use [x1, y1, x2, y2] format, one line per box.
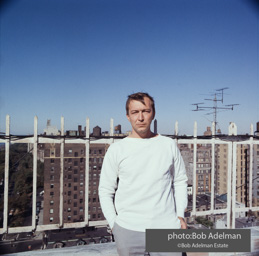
[126, 92, 155, 115]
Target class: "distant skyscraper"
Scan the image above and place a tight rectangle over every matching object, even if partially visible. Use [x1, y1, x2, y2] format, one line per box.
[236, 144, 249, 205]
[180, 143, 212, 194]
[154, 119, 157, 134]
[216, 144, 229, 196]
[216, 141, 251, 207]
[196, 145, 212, 194]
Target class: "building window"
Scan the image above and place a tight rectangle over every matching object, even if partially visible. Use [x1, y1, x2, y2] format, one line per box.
[68, 183, 71, 187]
[50, 217, 53, 222]
[50, 175, 54, 181]
[68, 216, 71, 221]
[80, 182, 83, 187]
[50, 184, 54, 189]
[80, 190, 83, 196]
[80, 207, 83, 212]
[74, 178, 78, 182]
[74, 194, 77, 199]
[74, 152, 78, 157]
[50, 192, 54, 196]
[68, 191, 71, 196]
[51, 166, 54, 171]
[68, 208, 71, 212]
[80, 199, 83, 204]
[50, 149, 55, 157]
[74, 202, 77, 207]
[74, 161, 78, 166]
[50, 200, 54, 205]
[74, 169, 78, 174]
[51, 159, 55, 164]
[69, 149, 72, 153]
[74, 186, 78, 191]
[50, 209, 54, 214]
[74, 211, 77, 215]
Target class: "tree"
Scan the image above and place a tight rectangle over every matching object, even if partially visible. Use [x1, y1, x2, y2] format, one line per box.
[195, 216, 214, 229]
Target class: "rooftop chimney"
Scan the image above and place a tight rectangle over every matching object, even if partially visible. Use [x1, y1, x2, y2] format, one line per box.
[78, 125, 82, 136]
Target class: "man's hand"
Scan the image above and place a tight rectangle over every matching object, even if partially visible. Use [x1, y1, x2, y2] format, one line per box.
[178, 217, 187, 229]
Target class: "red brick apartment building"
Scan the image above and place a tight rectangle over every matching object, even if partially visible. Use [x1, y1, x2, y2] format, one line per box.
[43, 142, 109, 224]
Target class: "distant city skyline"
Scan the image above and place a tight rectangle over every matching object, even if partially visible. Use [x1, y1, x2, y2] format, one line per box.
[0, 0, 258, 135]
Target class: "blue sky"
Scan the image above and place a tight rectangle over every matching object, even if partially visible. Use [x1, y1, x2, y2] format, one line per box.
[0, 0, 258, 135]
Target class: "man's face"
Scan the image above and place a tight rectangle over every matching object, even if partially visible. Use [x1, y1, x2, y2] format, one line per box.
[126, 97, 155, 138]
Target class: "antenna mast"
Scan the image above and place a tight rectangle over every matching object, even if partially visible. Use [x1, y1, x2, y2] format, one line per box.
[192, 87, 239, 134]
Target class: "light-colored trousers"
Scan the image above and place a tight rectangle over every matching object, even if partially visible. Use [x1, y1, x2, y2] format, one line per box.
[112, 222, 182, 256]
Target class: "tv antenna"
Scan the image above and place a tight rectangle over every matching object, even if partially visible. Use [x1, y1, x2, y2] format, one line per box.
[192, 88, 239, 134]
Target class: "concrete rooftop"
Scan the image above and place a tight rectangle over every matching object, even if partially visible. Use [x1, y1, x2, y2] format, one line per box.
[4, 241, 259, 256]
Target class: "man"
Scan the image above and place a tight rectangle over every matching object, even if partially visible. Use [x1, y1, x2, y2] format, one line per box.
[99, 92, 188, 256]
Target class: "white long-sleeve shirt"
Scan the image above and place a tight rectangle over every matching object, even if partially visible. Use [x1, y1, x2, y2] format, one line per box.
[98, 134, 188, 232]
